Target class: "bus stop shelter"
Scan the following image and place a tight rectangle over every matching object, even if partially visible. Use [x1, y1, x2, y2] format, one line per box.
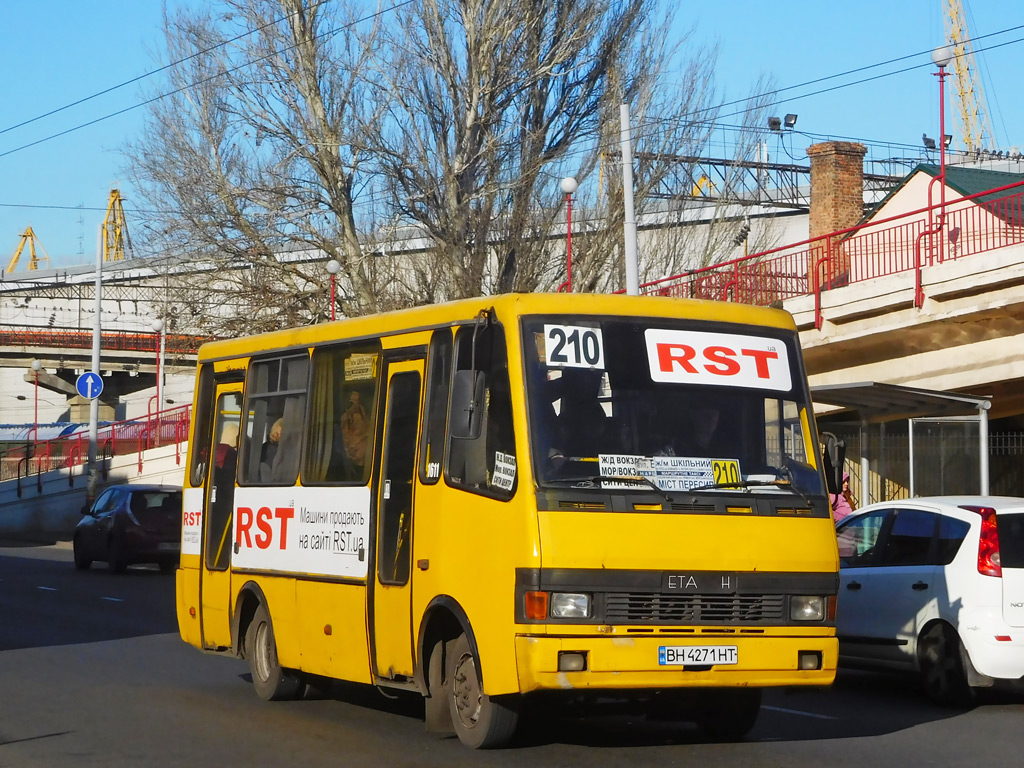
[810, 381, 992, 501]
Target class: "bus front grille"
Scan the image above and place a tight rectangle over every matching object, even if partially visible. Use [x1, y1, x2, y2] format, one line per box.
[604, 593, 785, 625]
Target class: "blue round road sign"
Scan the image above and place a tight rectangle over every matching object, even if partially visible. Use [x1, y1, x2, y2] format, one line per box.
[76, 372, 104, 399]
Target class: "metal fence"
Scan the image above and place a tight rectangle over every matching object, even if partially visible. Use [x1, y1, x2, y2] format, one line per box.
[825, 423, 1024, 507]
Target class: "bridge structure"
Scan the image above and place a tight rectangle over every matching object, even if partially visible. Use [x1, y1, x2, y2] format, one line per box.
[3, 163, 1024, 538]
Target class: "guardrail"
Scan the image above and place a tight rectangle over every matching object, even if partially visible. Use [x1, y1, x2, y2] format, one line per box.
[0, 405, 191, 496]
[634, 179, 1024, 329]
[0, 327, 210, 355]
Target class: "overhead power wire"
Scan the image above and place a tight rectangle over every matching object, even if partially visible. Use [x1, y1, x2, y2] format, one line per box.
[0, 0, 337, 138]
[0, 0, 415, 161]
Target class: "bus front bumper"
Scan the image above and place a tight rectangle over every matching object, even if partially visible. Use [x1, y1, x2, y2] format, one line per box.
[514, 633, 837, 693]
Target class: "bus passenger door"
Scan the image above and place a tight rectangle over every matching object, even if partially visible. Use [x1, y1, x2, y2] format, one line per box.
[200, 386, 242, 650]
[371, 359, 423, 680]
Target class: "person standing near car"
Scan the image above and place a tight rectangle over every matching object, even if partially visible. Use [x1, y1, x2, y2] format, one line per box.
[831, 471, 855, 522]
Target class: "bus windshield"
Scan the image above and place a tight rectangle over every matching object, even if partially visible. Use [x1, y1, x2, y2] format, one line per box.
[522, 316, 824, 497]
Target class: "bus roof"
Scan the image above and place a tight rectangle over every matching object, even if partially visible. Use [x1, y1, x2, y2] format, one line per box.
[196, 292, 797, 363]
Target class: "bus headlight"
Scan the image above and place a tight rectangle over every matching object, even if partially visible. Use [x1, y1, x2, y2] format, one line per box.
[791, 596, 825, 621]
[550, 592, 591, 619]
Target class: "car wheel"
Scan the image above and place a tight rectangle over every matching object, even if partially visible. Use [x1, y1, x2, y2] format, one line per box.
[447, 633, 518, 749]
[73, 537, 92, 570]
[919, 623, 976, 707]
[694, 688, 761, 741]
[106, 534, 128, 573]
[246, 603, 305, 702]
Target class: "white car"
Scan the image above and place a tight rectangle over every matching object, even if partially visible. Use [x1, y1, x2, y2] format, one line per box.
[835, 496, 1024, 705]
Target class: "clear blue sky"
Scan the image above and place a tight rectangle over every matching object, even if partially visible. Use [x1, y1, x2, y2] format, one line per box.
[1, 1, 1021, 268]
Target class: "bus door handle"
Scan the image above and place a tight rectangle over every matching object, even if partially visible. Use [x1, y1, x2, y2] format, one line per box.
[846, 581, 861, 591]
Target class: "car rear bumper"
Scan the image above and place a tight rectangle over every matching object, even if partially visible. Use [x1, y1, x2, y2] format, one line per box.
[961, 621, 1024, 681]
[514, 633, 837, 693]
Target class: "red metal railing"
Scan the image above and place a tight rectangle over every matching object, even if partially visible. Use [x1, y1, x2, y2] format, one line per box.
[0, 405, 191, 494]
[635, 179, 1024, 328]
[0, 327, 210, 355]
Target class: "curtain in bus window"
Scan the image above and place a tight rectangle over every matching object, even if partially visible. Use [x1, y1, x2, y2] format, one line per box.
[270, 395, 305, 484]
[306, 353, 336, 482]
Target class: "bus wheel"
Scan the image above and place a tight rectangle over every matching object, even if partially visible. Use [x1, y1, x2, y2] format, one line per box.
[694, 688, 761, 741]
[447, 634, 518, 749]
[425, 638, 454, 734]
[246, 603, 305, 702]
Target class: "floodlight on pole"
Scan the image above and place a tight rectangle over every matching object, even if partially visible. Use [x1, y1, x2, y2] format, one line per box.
[326, 259, 341, 321]
[557, 177, 578, 293]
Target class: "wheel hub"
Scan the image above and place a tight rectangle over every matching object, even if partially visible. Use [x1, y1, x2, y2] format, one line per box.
[452, 652, 481, 727]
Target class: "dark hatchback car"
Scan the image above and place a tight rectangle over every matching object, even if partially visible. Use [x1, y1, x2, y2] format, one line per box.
[73, 484, 182, 573]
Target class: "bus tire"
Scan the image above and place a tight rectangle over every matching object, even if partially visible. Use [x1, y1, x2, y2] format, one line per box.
[425, 638, 455, 734]
[694, 688, 761, 741]
[246, 603, 305, 702]
[447, 633, 518, 749]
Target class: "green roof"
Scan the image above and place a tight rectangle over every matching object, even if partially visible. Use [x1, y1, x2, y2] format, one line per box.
[864, 163, 1024, 222]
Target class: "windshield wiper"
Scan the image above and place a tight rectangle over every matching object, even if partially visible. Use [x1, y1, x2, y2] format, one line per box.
[687, 476, 816, 508]
[545, 475, 672, 502]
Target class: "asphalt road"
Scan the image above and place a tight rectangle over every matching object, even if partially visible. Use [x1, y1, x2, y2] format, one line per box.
[1, 543, 1023, 767]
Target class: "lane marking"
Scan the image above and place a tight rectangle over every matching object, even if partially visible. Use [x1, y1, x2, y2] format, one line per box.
[37, 586, 57, 591]
[101, 597, 124, 602]
[762, 705, 839, 720]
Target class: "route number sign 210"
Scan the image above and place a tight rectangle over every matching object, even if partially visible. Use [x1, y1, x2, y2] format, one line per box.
[543, 324, 605, 369]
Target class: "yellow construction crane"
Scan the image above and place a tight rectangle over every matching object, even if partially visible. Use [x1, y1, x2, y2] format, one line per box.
[945, 0, 997, 152]
[6, 227, 51, 273]
[102, 188, 134, 262]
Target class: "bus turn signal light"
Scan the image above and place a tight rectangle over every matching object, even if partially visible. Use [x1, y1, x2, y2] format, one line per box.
[525, 591, 549, 620]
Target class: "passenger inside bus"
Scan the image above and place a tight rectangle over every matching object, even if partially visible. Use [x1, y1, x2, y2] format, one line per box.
[547, 368, 613, 467]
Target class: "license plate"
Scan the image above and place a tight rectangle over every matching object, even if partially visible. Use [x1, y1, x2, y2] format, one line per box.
[659, 645, 738, 666]
[157, 542, 180, 552]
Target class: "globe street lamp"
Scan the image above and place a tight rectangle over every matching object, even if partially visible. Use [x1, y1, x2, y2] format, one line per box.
[558, 177, 578, 292]
[326, 259, 341, 321]
[932, 45, 953, 226]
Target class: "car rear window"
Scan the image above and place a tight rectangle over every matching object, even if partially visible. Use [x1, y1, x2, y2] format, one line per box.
[998, 512, 1024, 568]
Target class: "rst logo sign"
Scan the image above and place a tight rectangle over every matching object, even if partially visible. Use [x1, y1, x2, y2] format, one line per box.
[645, 329, 792, 392]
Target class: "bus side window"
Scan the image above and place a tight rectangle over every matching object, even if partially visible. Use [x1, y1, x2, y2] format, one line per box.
[419, 330, 453, 485]
[189, 365, 215, 486]
[446, 322, 517, 499]
[239, 355, 309, 486]
[303, 342, 381, 485]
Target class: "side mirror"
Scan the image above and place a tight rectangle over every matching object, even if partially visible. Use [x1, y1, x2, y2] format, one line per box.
[80, 504, 92, 516]
[449, 369, 485, 440]
[821, 432, 846, 496]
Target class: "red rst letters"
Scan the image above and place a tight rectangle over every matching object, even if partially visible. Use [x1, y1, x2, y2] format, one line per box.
[656, 342, 778, 379]
[235, 506, 295, 550]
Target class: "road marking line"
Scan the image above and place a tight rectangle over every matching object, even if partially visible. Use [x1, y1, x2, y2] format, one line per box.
[762, 705, 838, 720]
[101, 597, 124, 602]
[37, 586, 57, 591]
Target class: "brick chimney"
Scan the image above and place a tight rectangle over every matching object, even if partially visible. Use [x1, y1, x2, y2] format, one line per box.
[807, 141, 867, 240]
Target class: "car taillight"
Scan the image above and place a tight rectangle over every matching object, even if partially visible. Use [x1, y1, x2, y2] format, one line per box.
[960, 505, 1002, 577]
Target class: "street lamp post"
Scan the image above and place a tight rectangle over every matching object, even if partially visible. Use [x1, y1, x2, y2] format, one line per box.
[916, 45, 954, 308]
[151, 318, 165, 445]
[326, 259, 341, 321]
[558, 177, 578, 292]
[932, 45, 953, 237]
[30, 359, 41, 451]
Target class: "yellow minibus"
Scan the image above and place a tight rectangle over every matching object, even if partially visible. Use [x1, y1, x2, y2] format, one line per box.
[176, 292, 843, 748]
